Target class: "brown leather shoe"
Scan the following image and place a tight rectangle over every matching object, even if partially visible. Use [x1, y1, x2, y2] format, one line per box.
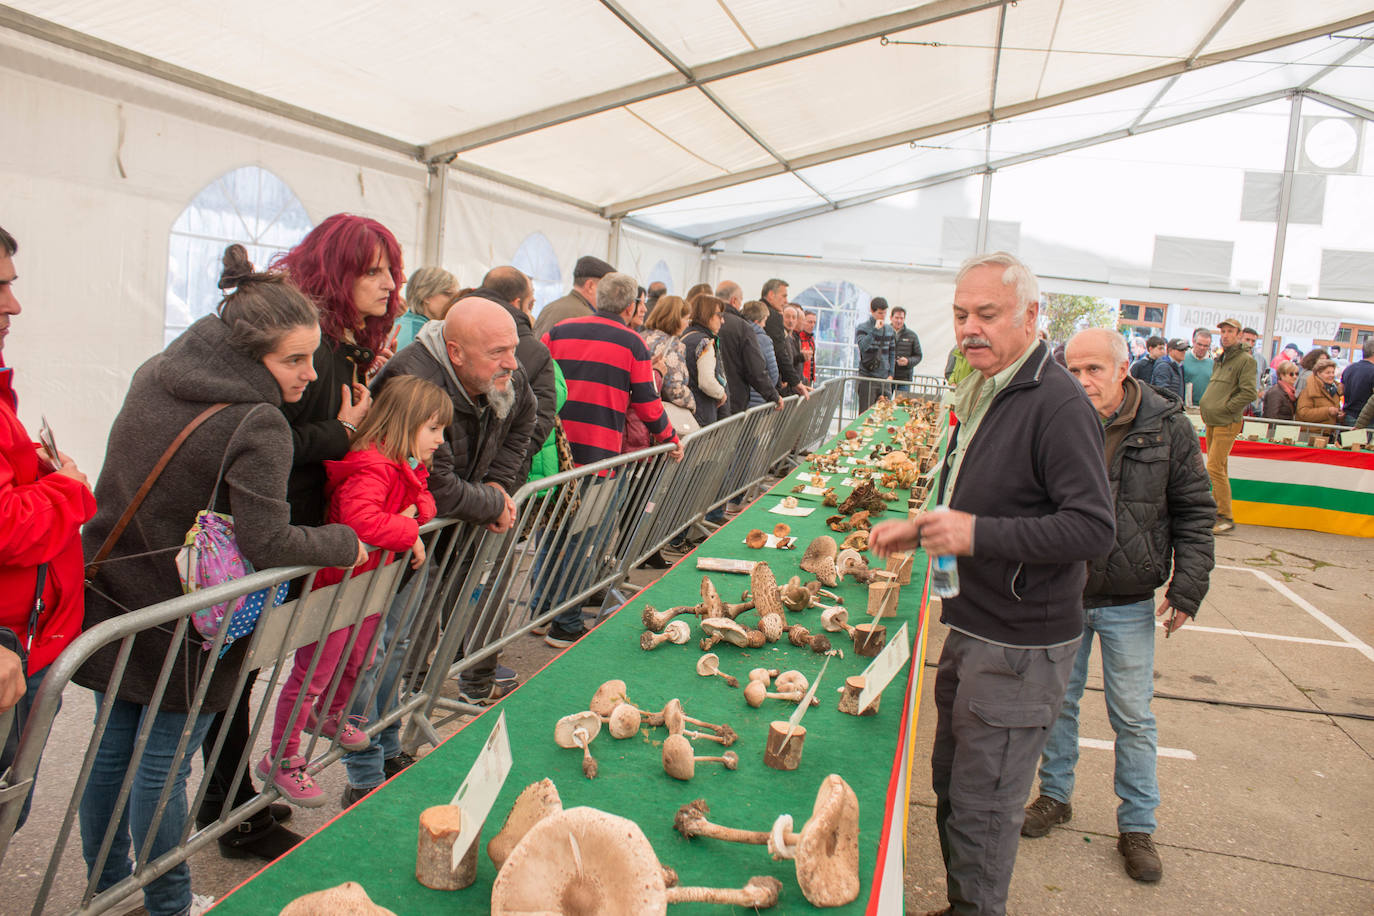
[1118, 832, 1163, 882]
[1021, 794, 1072, 837]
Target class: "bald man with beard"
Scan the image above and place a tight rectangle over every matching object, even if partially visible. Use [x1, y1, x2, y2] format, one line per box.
[374, 296, 536, 529]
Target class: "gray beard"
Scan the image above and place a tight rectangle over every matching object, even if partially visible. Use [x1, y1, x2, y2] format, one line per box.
[488, 381, 515, 419]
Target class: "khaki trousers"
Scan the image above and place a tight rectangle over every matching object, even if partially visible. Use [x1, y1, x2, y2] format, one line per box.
[1205, 419, 1243, 520]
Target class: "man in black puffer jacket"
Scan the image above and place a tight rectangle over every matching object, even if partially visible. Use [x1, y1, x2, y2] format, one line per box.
[1023, 327, 1215, 885]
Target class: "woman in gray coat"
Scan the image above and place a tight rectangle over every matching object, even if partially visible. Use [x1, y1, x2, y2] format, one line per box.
[75, 246, 362, 916]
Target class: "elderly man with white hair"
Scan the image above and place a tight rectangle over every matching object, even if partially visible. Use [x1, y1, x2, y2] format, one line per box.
[870, 252, 1114, 916]
[1021, 327, 1214, 885]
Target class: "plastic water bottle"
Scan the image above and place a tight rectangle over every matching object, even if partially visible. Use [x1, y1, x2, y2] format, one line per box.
[928, 506, 961, 598]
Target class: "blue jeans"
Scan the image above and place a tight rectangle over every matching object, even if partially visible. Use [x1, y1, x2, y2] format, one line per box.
[6, 663, 57, 831]
[79, 694, 215, 916]
[1037, 598, 1160, 834]
[342, 572, 423, 789]
[531, 479, 622, 633]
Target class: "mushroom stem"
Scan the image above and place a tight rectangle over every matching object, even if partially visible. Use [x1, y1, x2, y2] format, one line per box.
[683, 727, 735, 747]
[721, 600, 756, 620]
[664, 876, 783, 908]
[696, 750, 738, 771]
[711, 670, 738, 688]
[640, 630, 672, 650]
[641, 604, 696, 632]
[574, 729, 598, 779]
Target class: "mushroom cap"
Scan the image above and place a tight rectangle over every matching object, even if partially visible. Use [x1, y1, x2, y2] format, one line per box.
[662, 733, 696, 780]
[745, 528, 768, 548]
[743, 680, 767, 708]
[779, 578, 811, 612]
[699, 577, 725, 616]
[799, 535, 838, 572]
[696, 653, 722, 677]
[490, 807, 669, 916]
[663, 619, 691, 644]
[554, 712, 602, 749]
[748, 668, 775, 685]
[836, 548, 868, 575]
[775, 670, 808, 694]
[608, 703, 642, 740]
[661, 698, 685, 734]
[749, 562, 783, 617]
[488, 778, 564, 871]
[699, 617, 750, 648]
[757, 613, 784, 643]
[589, 680, 630, 717]
[279, 882, 398, 916]
[772, 522, 790, 538]
[795, 774, 861, 907]
[810, 556, 840, 587]
[841, 530, 870, 552]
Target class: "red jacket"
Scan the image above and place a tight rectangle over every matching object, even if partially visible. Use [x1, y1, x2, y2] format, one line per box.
[0, 360, 97, 673]
[312, 446, 436, 590]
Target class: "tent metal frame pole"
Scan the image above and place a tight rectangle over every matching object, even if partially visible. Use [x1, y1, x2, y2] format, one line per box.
[421, 0, 1011, 159]
[605, 10, 1374, 216]
[975, 171, 994, 254]
[422, 158, 452, 267]
[698, 88, 1292, 245]
[1304, 91, 1374, 123]
[608, 217, 623, 266]
[1129, 0, 1248, 130]
[1262, 93, 1304, 364]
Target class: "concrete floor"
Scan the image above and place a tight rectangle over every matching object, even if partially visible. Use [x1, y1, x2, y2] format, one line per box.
[6, 521, 1372, 914]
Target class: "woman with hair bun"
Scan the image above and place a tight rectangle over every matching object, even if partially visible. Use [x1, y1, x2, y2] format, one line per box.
[75, 245, 363, 916]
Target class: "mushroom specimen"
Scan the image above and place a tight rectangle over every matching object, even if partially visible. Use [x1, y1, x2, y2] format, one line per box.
[696, 652, 739, 688]
[554, 712, 602, 779]
[488, 778, 563, 870]
[785, 624, 837, 656]
[490, 807, 782, 914]
[641, 603, 696, 633]
[745, 528, 768, 549]
[774, 670, 808, 694]
[799, 535, 840, 586]
[820, 606, 856, 640]
[749, 562, 784, 620]
[279, 882, 398, 916]
[660, 698, 737, 746]
[662, 734, 739, 780]
[607, 703, 642, 739]
[772, 522, 790, 538]
[756, 613, 785, 643]
[700, 577, 754, 621]
[748, 667, 779, 685]
[837, 548, 893, 585]
[641, 619, 692, 651]
[698, 617, 751, 652]
[841, 530, 870, 552]
[742, 679, 819, 709]
[672, 774, 860, 907]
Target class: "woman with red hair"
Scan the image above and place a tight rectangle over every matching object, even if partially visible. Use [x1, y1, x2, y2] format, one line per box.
[194, 213, 405, 862]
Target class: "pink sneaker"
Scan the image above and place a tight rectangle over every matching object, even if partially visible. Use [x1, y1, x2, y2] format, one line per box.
[307, 710, 370, 752]
[256, 754, 326, 808]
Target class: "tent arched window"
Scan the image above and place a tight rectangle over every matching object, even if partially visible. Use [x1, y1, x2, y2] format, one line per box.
[647, 259, 673, 295]
[794, 280, 872, 378]
[512, 232, 563, 317]
[165, 166, 313, 347]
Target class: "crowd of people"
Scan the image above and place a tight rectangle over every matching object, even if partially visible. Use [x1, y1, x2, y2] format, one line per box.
[1, 213, 1368, 915]
[0, 215, 893, 915]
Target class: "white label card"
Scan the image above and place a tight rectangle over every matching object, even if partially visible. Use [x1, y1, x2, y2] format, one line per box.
[779, 655, 830, 750]
[1340, 429, 1370, 447]
[449, 710, 513, 870]
[1241, 421, 1268, 440]
[769, 504, 816, 517]
[798, 473, 831, 485]
[858, 622, 910, 713]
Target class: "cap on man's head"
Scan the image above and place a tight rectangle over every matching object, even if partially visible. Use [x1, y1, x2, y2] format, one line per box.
[1167, 338, 1187, 352]
[573, 255, 615, 280]
[870, 297, 889, 312]
[1216, 317, 1243, 331]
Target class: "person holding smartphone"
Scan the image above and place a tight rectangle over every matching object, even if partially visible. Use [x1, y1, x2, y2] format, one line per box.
[0, 224, 96, 831]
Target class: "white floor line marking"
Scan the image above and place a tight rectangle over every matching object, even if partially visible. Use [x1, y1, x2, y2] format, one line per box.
[1159, 620, 1357, 648]
[1078, 737, 1196, 761]
[1216, 564, 1374, 665]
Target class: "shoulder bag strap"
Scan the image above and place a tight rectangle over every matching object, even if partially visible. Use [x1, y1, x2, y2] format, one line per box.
[85, 402, 231, 581]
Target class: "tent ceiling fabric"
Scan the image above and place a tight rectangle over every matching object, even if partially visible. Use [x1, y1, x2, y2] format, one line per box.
[6, 0, 1374, 241]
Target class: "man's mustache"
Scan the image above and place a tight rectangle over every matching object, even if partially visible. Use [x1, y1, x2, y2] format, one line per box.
[961, 336, 992, 351]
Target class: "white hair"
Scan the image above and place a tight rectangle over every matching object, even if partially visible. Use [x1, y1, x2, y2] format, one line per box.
[956, 251, 1040, 319]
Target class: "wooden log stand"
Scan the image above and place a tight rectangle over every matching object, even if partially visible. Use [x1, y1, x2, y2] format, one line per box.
[838, 675, 879, 716]
[763, 721, 806, 771]
[852, 623, 887, 657]
[416, 805, 479, 890]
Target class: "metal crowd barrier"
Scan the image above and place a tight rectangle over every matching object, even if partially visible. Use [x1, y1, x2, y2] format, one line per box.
[0, 379, 860, 915]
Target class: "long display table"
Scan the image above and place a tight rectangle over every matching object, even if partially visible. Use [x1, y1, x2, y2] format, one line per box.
[214, 407, 934, 915]
[1201, 437, 1374, 538]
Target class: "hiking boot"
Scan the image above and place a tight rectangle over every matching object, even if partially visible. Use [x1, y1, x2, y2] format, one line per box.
[256, 755, 327, 808]
[1021, 795, 1072, 837]
[1118, 832, 1163, 882]
[306, 710, 370, 752]
[216, 815, 303, 861]
[340, 783, 374, 809]
[493, 665, 519, 691]
[530, 622, 550, 636]
[1212, 518, 1235, 534]
[383, 751, 417, 779]
[544, 621, 588, 648]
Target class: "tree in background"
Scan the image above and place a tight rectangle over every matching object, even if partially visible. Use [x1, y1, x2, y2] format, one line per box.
[1041, 293, 1114, 342]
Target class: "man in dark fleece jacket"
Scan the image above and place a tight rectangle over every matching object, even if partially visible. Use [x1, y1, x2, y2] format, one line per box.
[1022, 328, 1214, 885]
[871, 252, 1114, 916]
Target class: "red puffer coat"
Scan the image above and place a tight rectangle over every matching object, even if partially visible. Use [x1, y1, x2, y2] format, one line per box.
[311, 445, 436, 590]
[0, 360, 97, 673]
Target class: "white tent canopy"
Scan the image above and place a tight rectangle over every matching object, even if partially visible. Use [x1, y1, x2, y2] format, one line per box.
[2, 1, 1372, 467]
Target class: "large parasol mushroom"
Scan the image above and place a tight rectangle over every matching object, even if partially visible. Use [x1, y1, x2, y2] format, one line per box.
[279, 882, 397, 915]
[698, 617, 751, 652]
[491, 807, 782, 914]
[672, 774, 860, 907]
[488, 779, 563, 870]
[799, 536, 840, 586]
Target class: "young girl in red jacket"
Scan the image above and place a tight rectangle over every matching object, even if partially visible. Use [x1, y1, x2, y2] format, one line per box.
[261, 375, 450, 805]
